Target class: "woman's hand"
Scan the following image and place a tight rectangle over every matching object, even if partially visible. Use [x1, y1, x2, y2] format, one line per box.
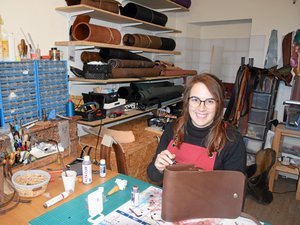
[154, 150, 176, 173]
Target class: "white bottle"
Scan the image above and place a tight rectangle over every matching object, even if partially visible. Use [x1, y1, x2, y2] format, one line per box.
[82, 155, 92, 184]
[99, 159, 106, 178]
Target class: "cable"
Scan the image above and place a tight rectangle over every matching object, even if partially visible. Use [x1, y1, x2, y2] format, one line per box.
[93, 120, 103, 165]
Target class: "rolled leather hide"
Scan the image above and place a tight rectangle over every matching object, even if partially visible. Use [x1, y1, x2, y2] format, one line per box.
[132, 85, 183, 104]
[160, 37, 176, 51]
[171, 0, 192, 8]
[123, 34, 162, 49]
[118, 86, 134, 99]
[121, 3, 168, 26]
[81, 51, 102, 63]
[70, 15, 91, 40]
[111, 68, 161, 78]
[99, 48, 151, 62]
[108, 59, 155, 68]
[130, 81, 174, 91]
[73, 22, 121, 44]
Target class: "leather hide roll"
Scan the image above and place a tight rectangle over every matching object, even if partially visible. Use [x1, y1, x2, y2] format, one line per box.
[160, 37, 176, 51]
[121, 3, 168, 26]
[70, 15, 91, 40]
[73, 22, 121, 44]
[118, 86, 134, 99]
[108, 59, 155, 68]
[111, 68, 161, 78]
[170, 0, 192, 8]
[99, 48, 151, 62]
[123, 34, 162, 49]
[132, 85, 183, 103]
[131, 81, 174, 91]
[81, 51, 102, 63]
[80, 0, 120, 14]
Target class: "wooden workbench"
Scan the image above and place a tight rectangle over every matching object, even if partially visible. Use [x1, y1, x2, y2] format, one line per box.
[0, 157, 118, 225]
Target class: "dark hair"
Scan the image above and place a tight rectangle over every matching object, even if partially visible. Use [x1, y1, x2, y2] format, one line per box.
[173, 73, 227, 155]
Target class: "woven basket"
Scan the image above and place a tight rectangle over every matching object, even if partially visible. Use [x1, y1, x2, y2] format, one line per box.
[12, 170, 51, 198]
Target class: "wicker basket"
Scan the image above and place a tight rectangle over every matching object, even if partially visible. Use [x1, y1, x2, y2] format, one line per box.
[12, 170, 51, 198]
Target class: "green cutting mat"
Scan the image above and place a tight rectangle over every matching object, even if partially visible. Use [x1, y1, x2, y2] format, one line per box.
[29, 174, 151, 225]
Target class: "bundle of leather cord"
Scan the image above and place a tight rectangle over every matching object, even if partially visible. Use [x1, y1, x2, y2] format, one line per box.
[224, 64, 293, 135]
[123, 34, 176, 51]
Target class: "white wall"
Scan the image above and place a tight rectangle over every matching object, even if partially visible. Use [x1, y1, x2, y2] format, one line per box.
[0, 0, 68, 55]
[1, 0, 299, 121]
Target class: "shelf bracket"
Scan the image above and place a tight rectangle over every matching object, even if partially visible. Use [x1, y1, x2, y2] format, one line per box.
[56, 9, 95, 20]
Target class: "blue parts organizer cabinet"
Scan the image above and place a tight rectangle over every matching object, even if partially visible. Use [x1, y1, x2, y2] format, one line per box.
[0, 60, 68, 127]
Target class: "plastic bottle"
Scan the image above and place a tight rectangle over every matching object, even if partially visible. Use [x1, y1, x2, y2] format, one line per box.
[82, 155, 92, 184]
[99, 159, 106, 178]
[66, 99, 75, 117]
[131, 185, 139, 207]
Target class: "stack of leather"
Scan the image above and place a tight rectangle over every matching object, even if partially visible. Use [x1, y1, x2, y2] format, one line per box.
[99, 48, 160, 79]
[155, 60, 197, 76]
[80, 0, 120, 14]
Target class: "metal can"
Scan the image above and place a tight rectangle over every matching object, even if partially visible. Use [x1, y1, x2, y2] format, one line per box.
[131, 185, 139, 207]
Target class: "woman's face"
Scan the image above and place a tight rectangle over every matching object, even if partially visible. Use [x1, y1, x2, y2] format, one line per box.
[188, 82, 217, 128]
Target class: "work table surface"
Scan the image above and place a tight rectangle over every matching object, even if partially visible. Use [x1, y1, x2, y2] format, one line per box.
[0, 157, 118, 225]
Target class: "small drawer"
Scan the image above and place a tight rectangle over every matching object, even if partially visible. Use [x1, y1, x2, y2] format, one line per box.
[246, 123, 266, 140]
[248, 108, 269, 125]
[252, 92, 272, 110]
[243, 137, 264, 154]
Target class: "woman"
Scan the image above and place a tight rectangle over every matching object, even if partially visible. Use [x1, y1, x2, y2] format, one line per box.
[147, 73, 246, 183]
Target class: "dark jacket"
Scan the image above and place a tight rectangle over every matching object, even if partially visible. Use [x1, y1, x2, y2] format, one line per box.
[147, 118, 247, 182]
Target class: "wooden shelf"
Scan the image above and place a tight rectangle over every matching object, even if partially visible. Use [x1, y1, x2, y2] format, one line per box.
[128, 0, 189, 12]
[55, 41, 181, 55]
[77, 97, 182, 127]
[275, 162, 299, 176]
[69, 75, 189, 84]
[55, 5, 181, 33]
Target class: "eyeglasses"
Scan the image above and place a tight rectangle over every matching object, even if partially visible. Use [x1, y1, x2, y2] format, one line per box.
[188, 96, 216, 108]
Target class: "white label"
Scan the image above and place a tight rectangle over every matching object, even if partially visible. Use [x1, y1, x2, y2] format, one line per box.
[82, 164, 92, 184]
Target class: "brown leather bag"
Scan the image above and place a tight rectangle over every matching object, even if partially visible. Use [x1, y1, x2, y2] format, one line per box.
[161, 164, 260, 224]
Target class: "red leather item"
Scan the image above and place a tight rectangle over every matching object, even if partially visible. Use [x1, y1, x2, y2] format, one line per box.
[167, 140, 216, 171]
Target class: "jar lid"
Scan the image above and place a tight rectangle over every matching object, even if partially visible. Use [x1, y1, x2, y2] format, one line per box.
[100, 159, 105, 164]
[84, 155, 90, 161]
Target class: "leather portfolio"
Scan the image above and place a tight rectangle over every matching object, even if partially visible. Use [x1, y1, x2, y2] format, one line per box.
[161, 164, 246, 222]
